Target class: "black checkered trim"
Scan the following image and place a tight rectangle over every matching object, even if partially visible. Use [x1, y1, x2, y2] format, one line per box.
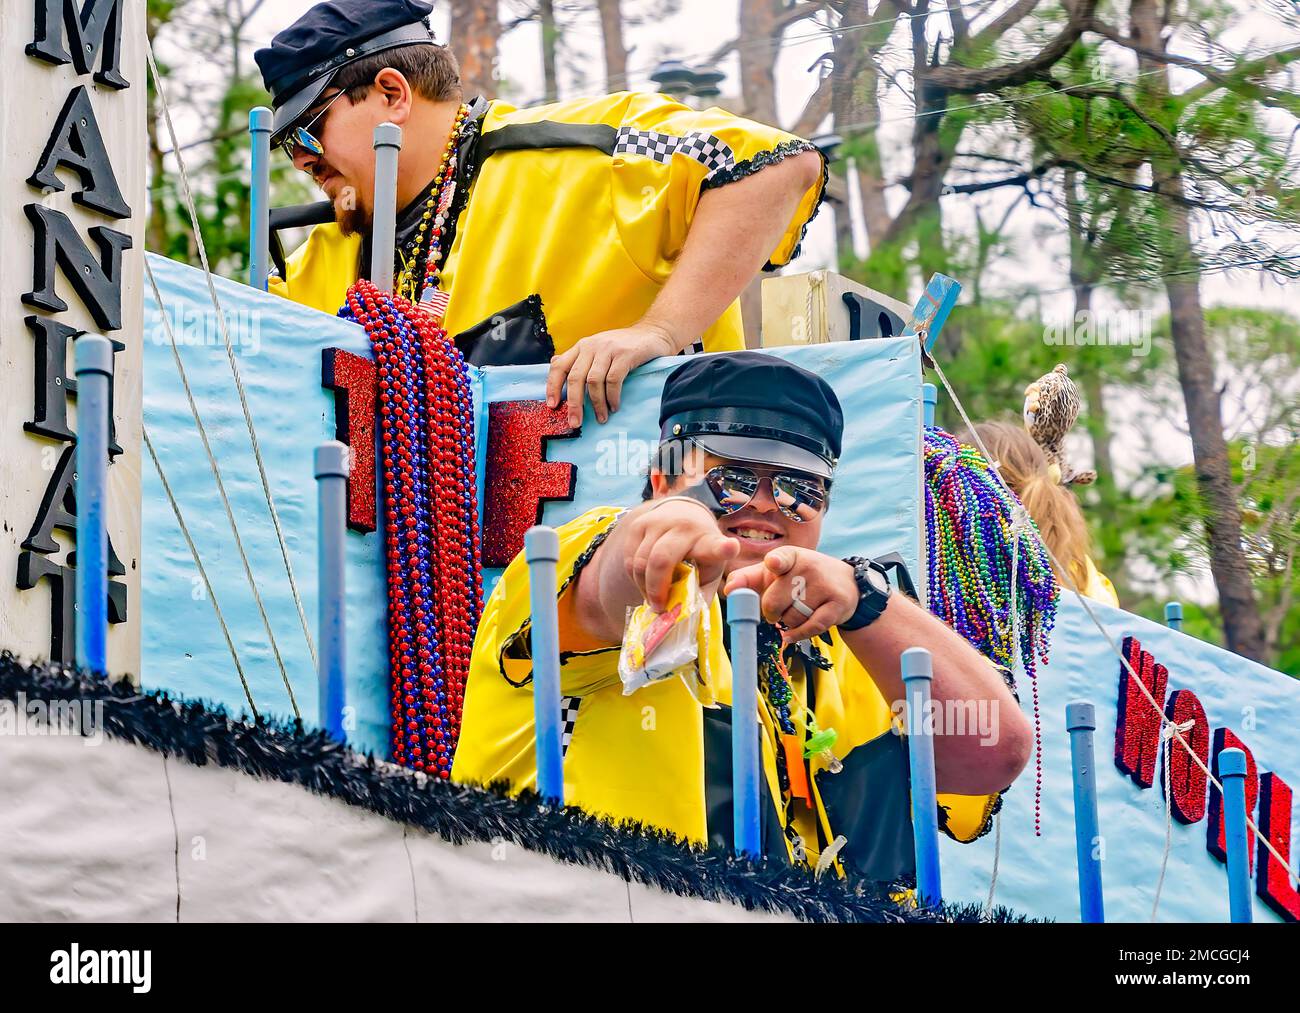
[614, 127, 736, 181]
[560, 696, 582, 757]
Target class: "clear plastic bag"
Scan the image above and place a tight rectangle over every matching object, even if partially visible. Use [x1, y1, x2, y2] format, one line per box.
[618, 563, 716, 706]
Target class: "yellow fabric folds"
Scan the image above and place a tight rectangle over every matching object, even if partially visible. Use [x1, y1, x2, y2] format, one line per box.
[270, 91, 826, 353]
[1083, 555, 1120, 607]
[451, 507, 1000, 864]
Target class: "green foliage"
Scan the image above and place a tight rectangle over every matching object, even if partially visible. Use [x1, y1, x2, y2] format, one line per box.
[148, 1, 317, 281]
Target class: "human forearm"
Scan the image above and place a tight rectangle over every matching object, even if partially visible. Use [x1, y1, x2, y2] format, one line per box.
[839, 592, 1032, 794]
[573, 499, 740, 644]
[573, 502, 657, 644]
[640, 150, 823, 348]
[545, 150, 821, 426]
[725, 548, 1032, 795]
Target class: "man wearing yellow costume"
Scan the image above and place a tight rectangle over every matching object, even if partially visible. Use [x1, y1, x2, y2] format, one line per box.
[255, 0, 826, 427]
[453, 352, 1033, 879]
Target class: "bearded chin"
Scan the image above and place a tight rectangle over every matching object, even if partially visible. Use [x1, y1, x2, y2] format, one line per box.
[336, 206, 370, 238]
[332, 187, 371, 237]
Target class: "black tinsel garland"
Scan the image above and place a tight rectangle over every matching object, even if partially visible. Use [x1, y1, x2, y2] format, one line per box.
[0, 653, 1039, 924]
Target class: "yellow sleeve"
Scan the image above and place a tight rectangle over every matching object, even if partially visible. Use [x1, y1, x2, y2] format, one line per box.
[268, 222, 362, 317]
[491, 507, 625, 699]
[1084, 556, 1120, 607]
[607, 92, 827, 284]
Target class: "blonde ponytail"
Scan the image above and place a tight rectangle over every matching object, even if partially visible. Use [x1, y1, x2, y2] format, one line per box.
[962, 420, 1095, 592]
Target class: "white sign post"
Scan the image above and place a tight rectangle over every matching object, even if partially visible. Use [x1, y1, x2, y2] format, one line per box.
[0, 1, 144, 676]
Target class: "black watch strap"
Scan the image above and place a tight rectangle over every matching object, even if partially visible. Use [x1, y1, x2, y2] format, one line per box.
[840, 556, 894, 632]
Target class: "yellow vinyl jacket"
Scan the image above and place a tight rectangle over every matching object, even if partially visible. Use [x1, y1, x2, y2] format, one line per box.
[270, 91, 828, 353]
[452, 509, 1003, 877]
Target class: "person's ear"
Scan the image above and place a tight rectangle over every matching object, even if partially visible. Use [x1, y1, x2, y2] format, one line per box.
[372, 67, 413, 123]
[649, 470, 673, 497]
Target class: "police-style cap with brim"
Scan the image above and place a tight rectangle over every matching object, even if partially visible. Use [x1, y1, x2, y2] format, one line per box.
[254, 0, 437, 148]
[658, 351, 843, 480]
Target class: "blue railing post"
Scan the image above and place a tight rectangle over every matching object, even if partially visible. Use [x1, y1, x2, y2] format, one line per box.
[248, 106, 272, 291]
[74, 333, 113, 674]
[727, 588, 762, 858]
[1220, 747, 1254, 923]
[524, 526, 564, 804]
[902, 646, 941, 906]
[314, 441, 349, 739]
[370, 122, 403, 292]
[1164, 601, 1184, 632]
[1066, 701, 1105, 922]
[922, 382, 937, 428]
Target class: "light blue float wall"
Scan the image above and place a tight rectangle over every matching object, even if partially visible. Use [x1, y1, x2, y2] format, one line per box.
[940, 595, 1300, 923]
[142, 255, 923, 759]
[142, 255, 389, 753]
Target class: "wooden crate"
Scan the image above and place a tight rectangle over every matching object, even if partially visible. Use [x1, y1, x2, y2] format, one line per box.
[760, 270, 912, 347]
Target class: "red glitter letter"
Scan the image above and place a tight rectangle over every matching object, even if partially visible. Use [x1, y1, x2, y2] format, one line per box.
[1207, 728, 1259, 871]
[1256, 772, 1300, 922]
[322, 347, 378, 533]
[1114, 637, 1168, 789]
[482, 400, 579, 567]
[1162, 688, 1209, 824]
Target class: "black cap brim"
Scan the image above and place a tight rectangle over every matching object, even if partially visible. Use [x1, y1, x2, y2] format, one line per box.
[690, 434, 833, 479]
[265, 23, 436, 148]
[270, 72, 335, 147]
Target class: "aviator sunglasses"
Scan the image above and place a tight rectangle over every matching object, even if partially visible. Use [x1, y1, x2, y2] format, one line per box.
[702, 465, 828, 523]
[280, 88, 348, 161]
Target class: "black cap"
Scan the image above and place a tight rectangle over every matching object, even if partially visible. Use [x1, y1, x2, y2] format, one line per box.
[254, 0, 437, 147]
[658, 351, 843, 479]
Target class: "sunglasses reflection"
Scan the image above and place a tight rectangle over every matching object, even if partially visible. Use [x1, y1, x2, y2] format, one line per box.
[705, 465, 826, 522]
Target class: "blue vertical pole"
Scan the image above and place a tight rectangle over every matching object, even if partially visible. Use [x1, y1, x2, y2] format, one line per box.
[525, 526, 564, 804]
[902, 647, 941, 905]
[727, 588, 762, 858]
[74, 334, 113, 674]
[1220, 747, 1254, 923]
[922, 382, 937, 428]
[1066, 701, 1105, 922]
[371, 122, 403, 293]
[248, 106, 272, 291]
[1164, 601, 1184, 632]
[315, 441, 349, 739]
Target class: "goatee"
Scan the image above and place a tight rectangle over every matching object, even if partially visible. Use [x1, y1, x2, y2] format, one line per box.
[337, 207, 370, 237]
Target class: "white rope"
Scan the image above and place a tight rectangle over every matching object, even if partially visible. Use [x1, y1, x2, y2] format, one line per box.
[932, 359, 1299, 886]
[145, 259, 300, 719]
[1007, 501, 1030, 685]
[984, 813, 1002, 918]
[804, 269, 826, 344]
[145, 37, 318, 675]
[980, 502, 1030, 916]
[981, 501, 1030, 917]
[1151, 717, 1197, 921]
[143, 425, 258, 720]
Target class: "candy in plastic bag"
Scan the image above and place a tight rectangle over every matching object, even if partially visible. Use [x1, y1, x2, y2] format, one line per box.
[619, 563, 715, 705]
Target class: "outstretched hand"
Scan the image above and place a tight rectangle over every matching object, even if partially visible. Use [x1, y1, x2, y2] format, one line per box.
[724, 547, 859, 644]
[623, 500, 739, 611]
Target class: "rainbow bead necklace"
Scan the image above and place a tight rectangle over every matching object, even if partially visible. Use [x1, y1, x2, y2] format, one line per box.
[924, 426, 1059, 831]
[923, 428, 1058, 680]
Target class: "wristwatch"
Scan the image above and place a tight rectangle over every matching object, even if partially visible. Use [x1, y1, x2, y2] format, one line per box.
[840, 556, 895, 632]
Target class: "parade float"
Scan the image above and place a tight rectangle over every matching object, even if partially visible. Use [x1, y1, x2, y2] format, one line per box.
[0, 1, 1297, 924]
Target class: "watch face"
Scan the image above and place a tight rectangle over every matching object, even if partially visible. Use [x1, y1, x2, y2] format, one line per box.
[865, 566, 890, 595]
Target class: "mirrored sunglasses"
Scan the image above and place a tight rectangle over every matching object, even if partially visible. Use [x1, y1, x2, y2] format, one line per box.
[704, 465, 827, 523]
[280, 89, 346, 160]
